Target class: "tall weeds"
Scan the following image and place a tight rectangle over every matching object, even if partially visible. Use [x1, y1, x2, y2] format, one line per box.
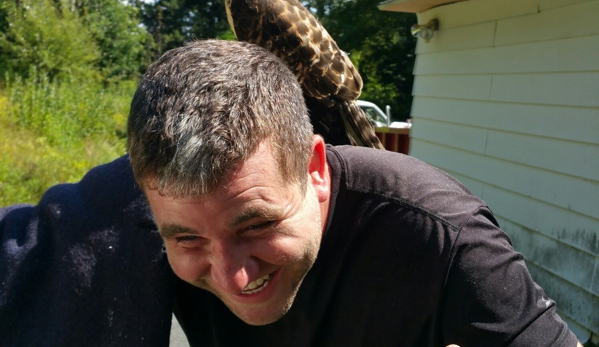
[0, 72, 135, 205]
[5, 69, 132, 145]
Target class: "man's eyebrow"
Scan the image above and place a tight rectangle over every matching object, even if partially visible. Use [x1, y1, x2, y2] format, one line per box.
[229, 207, 279, 228]
[158, 224, 199, 239]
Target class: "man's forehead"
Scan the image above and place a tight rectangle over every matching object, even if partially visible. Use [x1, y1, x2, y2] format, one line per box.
[218, 142, 290, 191]
[139, 138, 295, 198]
[228, 205, 282, 227]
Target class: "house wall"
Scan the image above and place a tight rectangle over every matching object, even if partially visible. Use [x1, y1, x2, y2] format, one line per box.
[406, 0, 599, 342]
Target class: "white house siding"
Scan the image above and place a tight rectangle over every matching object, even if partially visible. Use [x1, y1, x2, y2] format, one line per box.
[403, 0, 599, 342]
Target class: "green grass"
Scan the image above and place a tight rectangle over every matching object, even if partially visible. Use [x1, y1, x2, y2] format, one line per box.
[0, 74, 135, 206]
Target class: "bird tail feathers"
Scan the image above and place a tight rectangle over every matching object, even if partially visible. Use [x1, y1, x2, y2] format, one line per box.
[339, 101, 384, 149]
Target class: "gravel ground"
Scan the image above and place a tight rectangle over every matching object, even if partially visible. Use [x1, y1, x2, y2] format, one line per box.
[170, 315, 190, 347]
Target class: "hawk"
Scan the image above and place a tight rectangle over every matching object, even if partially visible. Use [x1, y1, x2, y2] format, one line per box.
[225, 0, 385, 149]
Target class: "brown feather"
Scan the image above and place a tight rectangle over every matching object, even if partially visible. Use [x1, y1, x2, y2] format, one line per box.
[226, 0, 384, 149]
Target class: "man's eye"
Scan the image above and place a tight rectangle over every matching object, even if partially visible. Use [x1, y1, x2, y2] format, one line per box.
[245, 221, 275, 232]
[175, 235, 199, 244]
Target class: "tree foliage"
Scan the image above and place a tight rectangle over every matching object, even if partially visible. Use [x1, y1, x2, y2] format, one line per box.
[132, 0, 232, 57]
[0, 0, 101, 80]
[321, 0, 416, 121]
[0, 0, 154, 82]
[78, 0, 155, 81]
[0, 0, 150, 205]
[132, 0, 416, 120]
[0, 0, 415, 117]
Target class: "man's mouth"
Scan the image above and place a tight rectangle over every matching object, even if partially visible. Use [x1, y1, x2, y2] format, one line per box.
[241, 273, 272, 295]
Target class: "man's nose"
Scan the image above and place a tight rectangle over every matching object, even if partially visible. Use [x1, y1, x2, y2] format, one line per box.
[209, 239, 259, 294]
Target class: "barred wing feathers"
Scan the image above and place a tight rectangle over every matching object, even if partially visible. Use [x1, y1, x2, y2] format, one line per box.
[225, 0, 384, 149]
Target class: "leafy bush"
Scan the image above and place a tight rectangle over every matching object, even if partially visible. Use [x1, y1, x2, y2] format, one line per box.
[321, 1, 416, 121]
[80, 0, 155, 81]
[0, 127, 126, 205]
[0, 0, 150, 206]
[0, 0, 154, 83]
[0, 0, 101, 81]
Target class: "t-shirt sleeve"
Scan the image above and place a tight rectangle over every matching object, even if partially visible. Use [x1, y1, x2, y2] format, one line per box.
[440, 206, 578, 347]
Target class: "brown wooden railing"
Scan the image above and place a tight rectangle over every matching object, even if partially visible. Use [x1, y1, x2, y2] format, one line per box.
[375, 127, 410, 155]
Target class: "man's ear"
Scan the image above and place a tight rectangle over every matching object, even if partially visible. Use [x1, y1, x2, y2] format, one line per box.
[308, 135, 330, 203]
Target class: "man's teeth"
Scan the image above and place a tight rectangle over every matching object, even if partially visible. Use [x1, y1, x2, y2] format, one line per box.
[242, 273, 271, 294]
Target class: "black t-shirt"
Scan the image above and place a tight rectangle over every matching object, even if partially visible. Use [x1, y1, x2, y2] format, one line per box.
[175, 145, 577, 346]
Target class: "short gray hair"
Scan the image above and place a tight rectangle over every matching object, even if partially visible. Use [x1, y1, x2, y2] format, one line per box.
[127, 39, 313, 197]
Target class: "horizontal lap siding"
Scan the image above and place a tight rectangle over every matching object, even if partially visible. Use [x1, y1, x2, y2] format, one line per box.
[412, 121, 599, 183]
[411, 137, 599, 220]
[408, 0, 599, 337]
[490, 73, 599, 107]
[412, 98, 599, 145]
[495, 1, 599, 46]
[415, 36, 599, 75]
[496, 217, 598, 297]
[417, 0, 539, 30]
[526, 262, 599, 339]
[413, 73, 599, 107]
[540, 0, 597, 10]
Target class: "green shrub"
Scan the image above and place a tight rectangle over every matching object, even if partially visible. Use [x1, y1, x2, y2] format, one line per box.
[0, 131, 127, 205]
[81, 0, 155, 81]
[0, 0, 101, 81]
[5, 69, 133, 146]
[0, 0, 152, 206]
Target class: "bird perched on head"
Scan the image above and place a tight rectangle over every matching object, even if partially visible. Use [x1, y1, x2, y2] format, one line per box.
[224, 0, 384, 149]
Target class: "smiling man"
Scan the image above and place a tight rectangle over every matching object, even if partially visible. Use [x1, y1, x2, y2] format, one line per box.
[128, 38, 330, 328]
[145, 139, 328, 326]
[123, 39, 581, 347]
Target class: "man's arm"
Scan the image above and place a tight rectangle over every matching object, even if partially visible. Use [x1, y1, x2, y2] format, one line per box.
[441, 206, 579, 347]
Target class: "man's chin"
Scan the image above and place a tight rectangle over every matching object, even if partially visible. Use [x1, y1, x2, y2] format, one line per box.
[235, 309, 288, 326]
[228, 294, 296, 326]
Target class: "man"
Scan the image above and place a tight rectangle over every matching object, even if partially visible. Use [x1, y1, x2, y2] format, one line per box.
[0, 39, 580, 346]
[126, 40, 578, 346]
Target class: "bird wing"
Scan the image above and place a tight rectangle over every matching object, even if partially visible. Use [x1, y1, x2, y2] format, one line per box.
[226, 0, 384, 149]
[226, 0, 362, 100]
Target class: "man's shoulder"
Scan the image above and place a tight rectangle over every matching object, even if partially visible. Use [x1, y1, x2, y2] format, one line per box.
[41, 155, 151, 229]
[327, 145, 487, 229]
[41, 155, 138, 203]
[1, 155, 151, 239]
[0, 155, 173, 346]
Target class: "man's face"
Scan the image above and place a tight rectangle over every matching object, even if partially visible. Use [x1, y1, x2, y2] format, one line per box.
[145, 138, 330, 325]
